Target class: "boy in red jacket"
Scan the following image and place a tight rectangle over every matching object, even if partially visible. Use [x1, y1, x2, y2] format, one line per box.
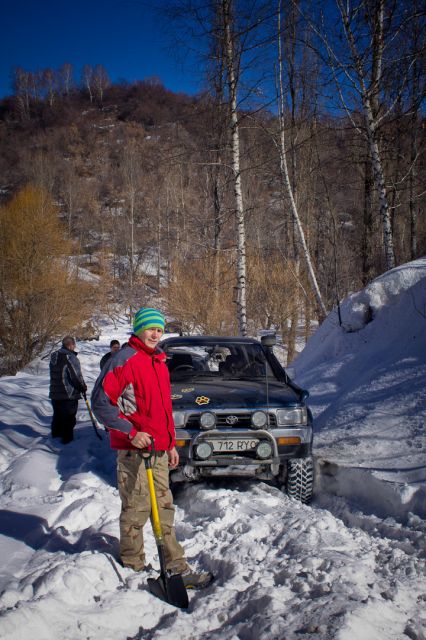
[92, 307, 212, 589]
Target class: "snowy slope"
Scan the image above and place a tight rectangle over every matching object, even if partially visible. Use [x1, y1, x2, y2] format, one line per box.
[0, 268, 425, 640]
[293, 258, 426, 519]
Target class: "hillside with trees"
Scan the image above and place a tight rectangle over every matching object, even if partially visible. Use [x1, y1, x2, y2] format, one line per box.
[0, 0, 424, 374]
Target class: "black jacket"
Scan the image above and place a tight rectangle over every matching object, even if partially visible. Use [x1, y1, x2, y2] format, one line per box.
[99, 351, 112, 370]
[49, 347, 86, 401]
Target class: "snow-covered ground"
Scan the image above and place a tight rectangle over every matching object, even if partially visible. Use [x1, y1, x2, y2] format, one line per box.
[0, 261, 425, 640]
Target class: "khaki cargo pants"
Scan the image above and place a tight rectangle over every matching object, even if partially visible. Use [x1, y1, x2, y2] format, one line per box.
[117, 450, 188, 573]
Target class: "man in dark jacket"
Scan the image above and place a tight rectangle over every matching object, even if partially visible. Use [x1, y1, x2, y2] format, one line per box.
[49, 336, 87, 444]
[99, 339, 120, 370]
[91, 307, 212, 589]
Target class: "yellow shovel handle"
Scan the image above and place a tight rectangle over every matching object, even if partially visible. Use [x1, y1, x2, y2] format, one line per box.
[146, 466, 163, 542]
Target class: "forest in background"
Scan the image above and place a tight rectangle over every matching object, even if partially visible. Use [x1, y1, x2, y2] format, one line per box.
[0, 0, 424, 374]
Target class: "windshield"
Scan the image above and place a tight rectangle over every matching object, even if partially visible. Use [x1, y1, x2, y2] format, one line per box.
[163, 341, 277, 382]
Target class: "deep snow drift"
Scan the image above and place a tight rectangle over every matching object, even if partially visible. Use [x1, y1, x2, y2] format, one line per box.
[293, 258, 426, 520]
[0, 260, 425, 640]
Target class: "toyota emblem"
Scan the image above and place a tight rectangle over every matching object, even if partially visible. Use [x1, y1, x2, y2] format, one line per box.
[226, 415, 239, 425]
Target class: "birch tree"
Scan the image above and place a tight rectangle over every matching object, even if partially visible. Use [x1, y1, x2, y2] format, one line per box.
[306, 0, 424, 272]
[204, 14, 230, 317]
[220, 0, 248, 335]
[93, 64, 110, 106]
[276, 0, 327, 321]
[405, 0, 424, 260]
[12, 67, 31, 120]
[59, 62, 74, 96]
[164, 0, 270, 335]
[121, 140, 142, 308]
[82, 65, 94, 103]
[42, 68, 56, 107]
[336, 0, 395, 269]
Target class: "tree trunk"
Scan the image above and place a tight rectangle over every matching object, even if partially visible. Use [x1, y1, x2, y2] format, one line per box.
[362, 158, 374, 285]
[286, 0, 300, 363]
[409, 19, 420, 260]
[336, 0, 396, 271]
[222, 0, 247, 336]
[277, 0, 327, 322]
[364, 96, 395, 270]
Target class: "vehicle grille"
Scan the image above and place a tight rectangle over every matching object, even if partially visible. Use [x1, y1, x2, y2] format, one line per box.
[217, 413, 252, 427]
[186, 412, 277, 429]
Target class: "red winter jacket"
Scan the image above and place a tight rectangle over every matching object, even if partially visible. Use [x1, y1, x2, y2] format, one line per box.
[91, 334, 176, 451]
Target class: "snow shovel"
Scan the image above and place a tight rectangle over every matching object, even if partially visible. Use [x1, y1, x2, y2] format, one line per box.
[142, 441, 189, 609]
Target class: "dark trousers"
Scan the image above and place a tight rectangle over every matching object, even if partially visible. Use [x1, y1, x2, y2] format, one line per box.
[51, 399, 79, 443]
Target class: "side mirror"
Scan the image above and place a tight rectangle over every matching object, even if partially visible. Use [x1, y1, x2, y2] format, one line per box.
[261, 333, 276, 348]
[165, 321, 183, 335]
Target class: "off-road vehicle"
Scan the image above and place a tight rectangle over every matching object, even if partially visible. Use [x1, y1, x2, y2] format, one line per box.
[162, 334, 314, 502]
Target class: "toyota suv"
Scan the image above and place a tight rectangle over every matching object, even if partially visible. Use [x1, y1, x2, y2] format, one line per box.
[161, 334, 314, 502]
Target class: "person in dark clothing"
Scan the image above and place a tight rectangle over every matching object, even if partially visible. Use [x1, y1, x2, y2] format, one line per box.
[49, 336, 87, 444]
[99, 339, 120, 370]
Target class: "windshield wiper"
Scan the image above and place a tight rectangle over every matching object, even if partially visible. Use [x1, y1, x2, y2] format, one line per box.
[187, 372, 219, 378]
[171, 371, 218, 380]
[221, 375, 277, 381]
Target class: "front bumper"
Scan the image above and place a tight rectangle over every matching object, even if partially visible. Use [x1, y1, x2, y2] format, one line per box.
[173, 426, 313, 480]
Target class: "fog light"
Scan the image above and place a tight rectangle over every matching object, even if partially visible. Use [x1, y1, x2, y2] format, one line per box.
[256, 441, 272, 459]
[251, 410, 267, 428]
[200, 412, 216, 429]
[196, 442, 213, 460]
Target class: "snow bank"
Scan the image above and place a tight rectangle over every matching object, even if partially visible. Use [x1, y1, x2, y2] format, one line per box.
[293, 258, 426, 519]
[340, 258, 426, 332]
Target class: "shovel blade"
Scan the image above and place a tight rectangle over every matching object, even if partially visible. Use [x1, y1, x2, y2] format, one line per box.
[148, 574, 189, 609]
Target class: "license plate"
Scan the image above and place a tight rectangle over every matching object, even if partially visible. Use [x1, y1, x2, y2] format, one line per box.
[210, 439, 258, 452]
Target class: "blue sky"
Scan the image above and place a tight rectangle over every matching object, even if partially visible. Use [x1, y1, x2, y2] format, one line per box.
[0, 0, 200, 98]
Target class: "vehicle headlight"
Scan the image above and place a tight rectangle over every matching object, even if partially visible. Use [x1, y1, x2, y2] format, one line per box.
[196, 442, 213, 460]
[173, 411, 186, 428]
[276, 407, 307, 426]
[199, 412, 216, 429]
[256, 441, 273, 459]
[251, 410, 268, 428]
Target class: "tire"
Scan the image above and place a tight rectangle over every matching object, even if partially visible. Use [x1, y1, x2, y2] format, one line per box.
[285, 457, 314, 503]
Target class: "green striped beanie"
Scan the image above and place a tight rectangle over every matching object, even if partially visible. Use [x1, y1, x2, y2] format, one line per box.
[133, 307, 165, 335]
